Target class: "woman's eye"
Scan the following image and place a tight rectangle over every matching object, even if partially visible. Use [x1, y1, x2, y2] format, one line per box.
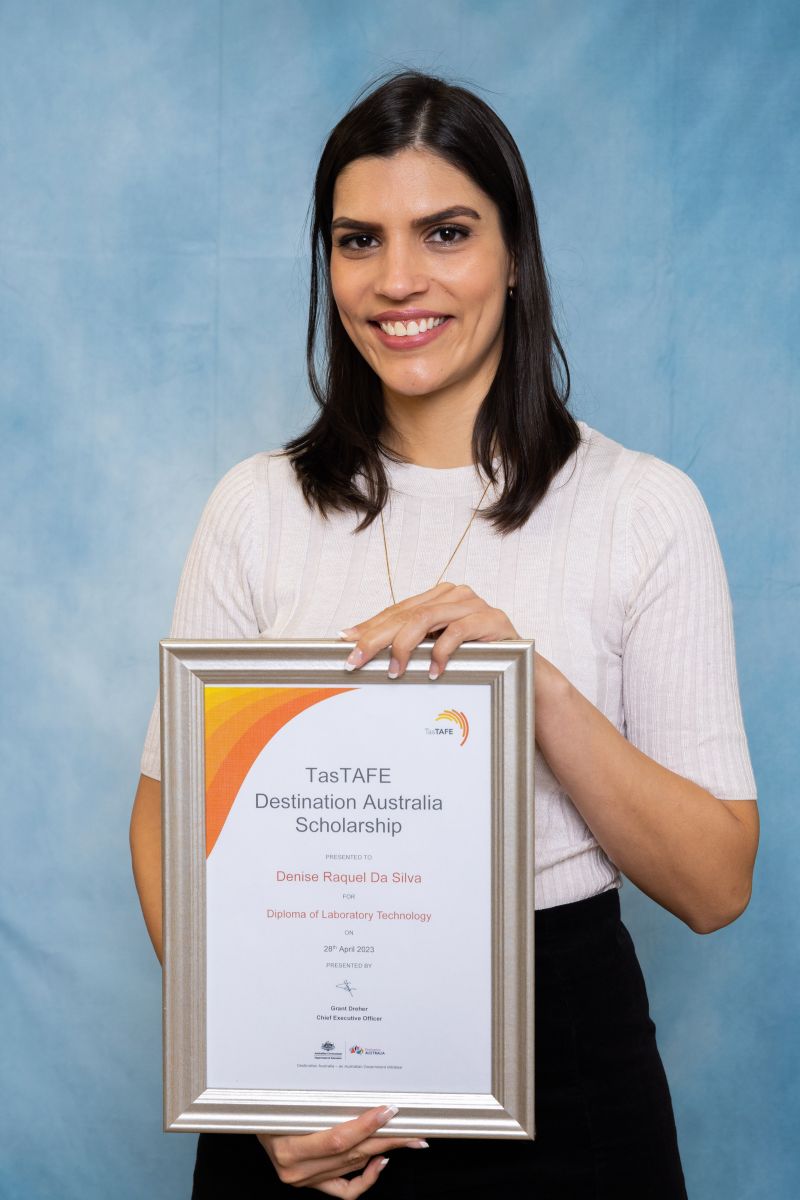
[338, 234, 377, 250]
[429, 225, 468, 244]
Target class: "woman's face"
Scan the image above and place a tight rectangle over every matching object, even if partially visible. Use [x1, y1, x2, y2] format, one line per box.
[330, 148, 515, 415]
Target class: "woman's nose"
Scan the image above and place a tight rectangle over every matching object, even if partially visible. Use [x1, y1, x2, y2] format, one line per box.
[374, 240, 428, 299]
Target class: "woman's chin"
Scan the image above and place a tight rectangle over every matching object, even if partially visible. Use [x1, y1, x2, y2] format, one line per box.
[379, 371, 454, 403]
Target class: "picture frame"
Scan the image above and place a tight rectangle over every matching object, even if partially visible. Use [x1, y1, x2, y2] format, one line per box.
[161, 637, 535, 1139]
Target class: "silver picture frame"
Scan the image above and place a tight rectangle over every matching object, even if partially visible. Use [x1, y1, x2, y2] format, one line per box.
[161, 637, 535, 1139]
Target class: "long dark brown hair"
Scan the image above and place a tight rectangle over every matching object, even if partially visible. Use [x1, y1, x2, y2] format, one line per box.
[284, 69, 580, 534]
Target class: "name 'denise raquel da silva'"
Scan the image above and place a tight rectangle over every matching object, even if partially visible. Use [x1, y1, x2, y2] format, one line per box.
[254, 765, 443, 838]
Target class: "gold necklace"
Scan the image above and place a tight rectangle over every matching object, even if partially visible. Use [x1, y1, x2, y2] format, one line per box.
[379, 476, 493, 606]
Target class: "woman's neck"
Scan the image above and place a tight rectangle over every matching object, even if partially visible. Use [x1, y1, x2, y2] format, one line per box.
[380, 394, 480, 468]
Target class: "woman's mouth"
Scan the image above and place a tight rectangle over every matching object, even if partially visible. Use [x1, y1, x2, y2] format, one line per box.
[369, 315, 453, 349]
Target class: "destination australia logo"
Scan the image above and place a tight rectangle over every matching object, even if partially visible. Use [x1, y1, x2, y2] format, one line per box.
[425, 709, 469, 746]
[349, 1044, 385, 1056]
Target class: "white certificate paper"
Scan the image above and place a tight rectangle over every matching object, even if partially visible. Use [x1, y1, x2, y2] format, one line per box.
[204, 681, 492, 1095]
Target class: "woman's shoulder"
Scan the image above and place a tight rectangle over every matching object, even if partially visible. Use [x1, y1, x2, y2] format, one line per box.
[202, 447, 301, 507]
[182, 450, 305, 563]
[576, 419, 709, 516]
[575, 421, 723, 605]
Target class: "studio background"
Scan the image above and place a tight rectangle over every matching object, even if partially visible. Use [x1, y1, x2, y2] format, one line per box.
[2, 1, 797, 1197]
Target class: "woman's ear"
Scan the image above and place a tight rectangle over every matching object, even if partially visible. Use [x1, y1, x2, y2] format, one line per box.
[508, 253, 517, 290]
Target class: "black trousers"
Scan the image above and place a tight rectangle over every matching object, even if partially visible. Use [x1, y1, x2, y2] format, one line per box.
[192, 888, 688, 1199]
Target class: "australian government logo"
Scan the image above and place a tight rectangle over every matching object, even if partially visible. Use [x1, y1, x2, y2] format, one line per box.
[314, 1041, 342, 1061]
[425, 709, 469, 746]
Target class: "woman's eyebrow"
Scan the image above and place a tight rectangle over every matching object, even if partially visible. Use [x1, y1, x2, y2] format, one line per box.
[331, 205, 481, 232]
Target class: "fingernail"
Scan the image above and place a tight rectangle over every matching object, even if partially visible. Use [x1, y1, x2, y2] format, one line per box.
[345, 648, 364, 671]
[387, 657, 400, 679]
[379, 1157, 390, 1171]
[338, 628, 356, 639]
[428, 664, 440, 680]
[378, 1104, 399, 1120]
[407, 1140, 429, 1149]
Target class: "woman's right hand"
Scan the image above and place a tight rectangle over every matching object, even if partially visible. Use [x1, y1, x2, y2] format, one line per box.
[257, 1104, 427, 1195]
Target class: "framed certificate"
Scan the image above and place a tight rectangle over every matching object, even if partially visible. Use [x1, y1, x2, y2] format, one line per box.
[161, 638, 535, 1140]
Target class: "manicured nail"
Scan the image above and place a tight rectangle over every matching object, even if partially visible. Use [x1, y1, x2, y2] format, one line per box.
[428, 663, 440, 680]
[407, 1140, 429, 1149]
[338, 628, 356, 639]
[345, 648, 364, 671]
[379, 1157, 390, 1171]
[388, 657, 400, 679]
[378, 1104, 399, 1120]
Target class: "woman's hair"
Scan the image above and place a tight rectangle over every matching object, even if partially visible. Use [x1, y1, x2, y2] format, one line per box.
[284, 69, 580, 534]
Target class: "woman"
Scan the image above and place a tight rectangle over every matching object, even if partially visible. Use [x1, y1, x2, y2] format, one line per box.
[130, 71, 759, 1198]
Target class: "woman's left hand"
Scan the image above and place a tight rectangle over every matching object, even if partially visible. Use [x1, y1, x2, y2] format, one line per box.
[339, 581, 519, 679]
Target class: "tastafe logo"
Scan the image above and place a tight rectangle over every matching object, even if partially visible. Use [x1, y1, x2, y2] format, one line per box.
[435, 709, 469, 746]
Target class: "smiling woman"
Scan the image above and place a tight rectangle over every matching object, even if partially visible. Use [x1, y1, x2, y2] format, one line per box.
[131, 69, 758, 1200]
[288, 68, 577, 501]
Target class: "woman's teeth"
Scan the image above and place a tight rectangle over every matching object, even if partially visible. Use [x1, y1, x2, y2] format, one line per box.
[377, 316, 447, 336]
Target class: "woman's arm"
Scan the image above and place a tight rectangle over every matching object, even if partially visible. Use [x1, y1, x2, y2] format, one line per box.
[340, 578, 759, 937]
[533, 656, 759, 934]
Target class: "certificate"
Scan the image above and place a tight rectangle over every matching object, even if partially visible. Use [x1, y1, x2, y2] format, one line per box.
[161, 638, 535, 1140]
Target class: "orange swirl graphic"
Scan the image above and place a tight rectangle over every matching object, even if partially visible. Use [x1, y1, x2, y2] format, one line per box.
[204, 685, 354, 856]
[435, 709, 469, 746]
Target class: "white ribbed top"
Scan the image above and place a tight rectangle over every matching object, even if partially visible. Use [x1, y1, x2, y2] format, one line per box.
[140, 421, 757, 910]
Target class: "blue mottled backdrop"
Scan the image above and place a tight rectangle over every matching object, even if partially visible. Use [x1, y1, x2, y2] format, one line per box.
[2, 1, 797, 1196]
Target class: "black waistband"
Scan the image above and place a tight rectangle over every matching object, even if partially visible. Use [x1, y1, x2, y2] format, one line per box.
[535, 886, 621, 940]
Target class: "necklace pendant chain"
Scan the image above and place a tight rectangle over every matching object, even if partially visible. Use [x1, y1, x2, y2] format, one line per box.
[379, 476, 494, 606]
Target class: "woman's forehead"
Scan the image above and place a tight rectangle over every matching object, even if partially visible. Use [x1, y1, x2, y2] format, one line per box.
[332, 148, 489, 219]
